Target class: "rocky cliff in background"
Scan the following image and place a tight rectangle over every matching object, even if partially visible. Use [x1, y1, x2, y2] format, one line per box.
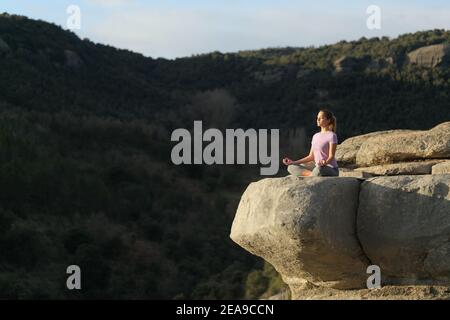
[407, 43, 450, 68]
[230, 122, 450, 299]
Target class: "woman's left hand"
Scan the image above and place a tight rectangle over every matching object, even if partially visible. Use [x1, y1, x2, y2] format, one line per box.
[318, 159, 326, 166]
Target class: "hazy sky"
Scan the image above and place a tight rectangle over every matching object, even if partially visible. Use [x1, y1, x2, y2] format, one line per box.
[2, 0, 450, 59]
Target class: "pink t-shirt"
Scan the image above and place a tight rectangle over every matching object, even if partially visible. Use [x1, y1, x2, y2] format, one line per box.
[311, 131, 338, 168]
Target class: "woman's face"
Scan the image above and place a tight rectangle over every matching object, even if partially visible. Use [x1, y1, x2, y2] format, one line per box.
[316, 112, 330, 128]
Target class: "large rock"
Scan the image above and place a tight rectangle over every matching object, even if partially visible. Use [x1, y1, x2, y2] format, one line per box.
[338, 168, 373, 179]
[432, 161, 450, 174]
[407, 44, 450, 68]
[230, 176, 369, 293]
[355, 160, 444, 176]
[356, 122, 450, 166]
[336, 129, 414, 165]
[357, 175, 450, 285]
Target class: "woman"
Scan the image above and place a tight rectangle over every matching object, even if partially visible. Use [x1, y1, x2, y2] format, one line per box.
[283, 109, 339, 177]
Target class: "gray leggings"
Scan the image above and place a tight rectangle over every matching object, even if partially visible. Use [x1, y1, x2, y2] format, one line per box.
[288, 164, 339, 177]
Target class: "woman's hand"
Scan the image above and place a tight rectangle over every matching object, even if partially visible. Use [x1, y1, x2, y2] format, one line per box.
[318, 159, 326, 166]
[283, 157, 293, 166]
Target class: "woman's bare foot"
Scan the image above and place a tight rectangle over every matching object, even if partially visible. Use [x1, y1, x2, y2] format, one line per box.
[301, 170, 313, 177]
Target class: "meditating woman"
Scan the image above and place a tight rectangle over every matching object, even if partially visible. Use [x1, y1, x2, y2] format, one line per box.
[282, 109, 339, 177]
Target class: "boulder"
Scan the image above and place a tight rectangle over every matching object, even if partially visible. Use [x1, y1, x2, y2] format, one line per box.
[432, 161, 450, 174]
[356, 122, 450, 166]
[336, 129, 414, 165]
[407, 44, 450, 68]
[357, 175, 450, 285]
[355, 160, 444, 176]
[230, 176, 369, 293]
[338, 168, 373, 179]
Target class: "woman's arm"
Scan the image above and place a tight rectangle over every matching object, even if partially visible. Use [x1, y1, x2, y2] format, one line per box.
[291, 147, 314, 165]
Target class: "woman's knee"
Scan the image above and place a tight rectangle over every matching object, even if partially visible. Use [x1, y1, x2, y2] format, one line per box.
[287, 164, 301, 176]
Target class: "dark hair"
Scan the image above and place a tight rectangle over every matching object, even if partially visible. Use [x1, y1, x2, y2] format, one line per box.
[319, 109, 337, 133]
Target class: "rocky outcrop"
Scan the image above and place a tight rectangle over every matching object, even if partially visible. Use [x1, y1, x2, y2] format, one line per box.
[336, 129, 414, 165]
[354, 159, 445, 176]
[230, 174, 450, 299]
[338, 168, 373, 179]
[230, 176, 369, 293]
[358, 175, 450, 285]
[407, 44, 450, 68]
[336, 122, 450, 168]
[356, 122, 450, 166]
[232, 121, 450, 299]
[432, 161, 450, 174]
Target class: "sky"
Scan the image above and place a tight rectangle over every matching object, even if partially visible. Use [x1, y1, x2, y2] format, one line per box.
[2, 0, 450, 59]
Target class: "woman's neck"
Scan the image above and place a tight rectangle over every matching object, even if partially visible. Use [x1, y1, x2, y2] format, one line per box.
[320, 127, 331, 133]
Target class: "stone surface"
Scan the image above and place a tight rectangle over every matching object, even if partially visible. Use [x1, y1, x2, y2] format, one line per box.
[253, 65, 297, 84]
[230, 176, 369, 291]
[432, 161, 450, 174]
[232, 121, 450, 299]
[336, 129, 414, 165]
[357, 175, 450, 285]
[407, 43, 450, 68]
[292, 285, 450, 300]
[356, 122, 450, 166]
[355, 160, 444, 176]
[338, 168, 373, 179]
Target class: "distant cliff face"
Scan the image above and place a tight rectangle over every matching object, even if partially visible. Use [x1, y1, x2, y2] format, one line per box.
[230, 122, 450, 300]
[407, 44, 450, 68]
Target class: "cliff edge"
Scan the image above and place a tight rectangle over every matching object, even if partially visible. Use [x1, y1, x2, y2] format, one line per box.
[230, 122, 450, 299]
